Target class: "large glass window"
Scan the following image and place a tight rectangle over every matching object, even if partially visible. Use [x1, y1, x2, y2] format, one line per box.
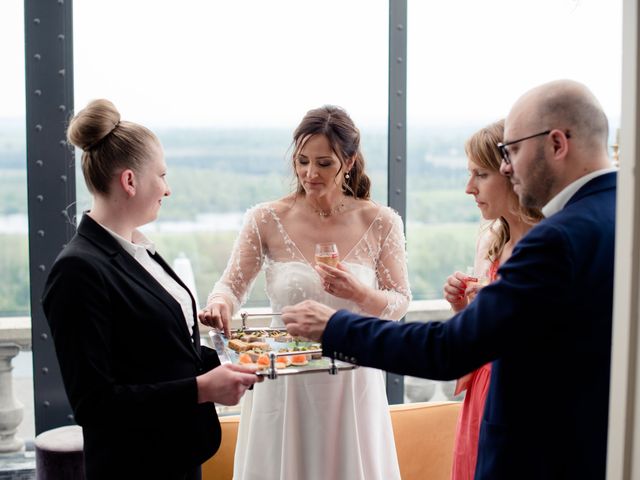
[74, 0, 388, 312]
[0, 0, 33, 450]
[73, 1, 389, 313]
[71, 2, 388, 416]
[0, 0, 28, 317]
[405, 0, 622, 402]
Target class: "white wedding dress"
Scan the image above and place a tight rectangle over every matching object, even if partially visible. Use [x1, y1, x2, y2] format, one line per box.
[209, 201, 411, 480]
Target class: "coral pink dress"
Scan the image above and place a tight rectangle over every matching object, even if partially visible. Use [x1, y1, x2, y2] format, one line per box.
[450, 260, 499, 480]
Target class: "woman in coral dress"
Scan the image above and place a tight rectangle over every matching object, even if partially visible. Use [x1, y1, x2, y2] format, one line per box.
[443, 119, 542, 480]
[199, 105, 411, 480]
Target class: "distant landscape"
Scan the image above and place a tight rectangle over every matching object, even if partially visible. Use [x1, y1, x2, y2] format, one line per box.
[0, 123, 482, 316]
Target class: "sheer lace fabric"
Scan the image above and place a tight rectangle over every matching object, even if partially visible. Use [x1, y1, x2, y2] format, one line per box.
[208, 201, 411, 321]
[206, 200, 411, 480]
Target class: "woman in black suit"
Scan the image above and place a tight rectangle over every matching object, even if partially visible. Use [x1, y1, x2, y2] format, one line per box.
[42, 99, 260, 480]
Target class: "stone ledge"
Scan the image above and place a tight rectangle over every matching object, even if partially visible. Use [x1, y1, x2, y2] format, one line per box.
[0, 318, 31, 351]
[0, 451, 35, 480]
[0, 300, 454, 346]
[406, 299, 453, 322]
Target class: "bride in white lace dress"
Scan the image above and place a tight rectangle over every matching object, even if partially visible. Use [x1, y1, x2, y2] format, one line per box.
[199, 106, 411, 480]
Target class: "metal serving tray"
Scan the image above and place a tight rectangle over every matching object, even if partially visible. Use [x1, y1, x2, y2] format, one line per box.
[208, 328, 357, 379]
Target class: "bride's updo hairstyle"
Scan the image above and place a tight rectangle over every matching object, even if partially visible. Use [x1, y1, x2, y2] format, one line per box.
[67, 99, 159, 195]
[292, 105, 371, 200]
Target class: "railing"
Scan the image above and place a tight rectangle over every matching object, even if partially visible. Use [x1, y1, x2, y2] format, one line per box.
[0, 300, 454, 453]
[0, 316, 31, 453]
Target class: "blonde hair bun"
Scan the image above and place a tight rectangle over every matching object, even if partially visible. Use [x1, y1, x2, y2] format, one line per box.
[67, 99, 121, 151]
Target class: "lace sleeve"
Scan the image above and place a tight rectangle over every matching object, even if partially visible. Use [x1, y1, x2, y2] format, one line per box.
[206, 206, 264, 314]
[376, 209, 412, 320]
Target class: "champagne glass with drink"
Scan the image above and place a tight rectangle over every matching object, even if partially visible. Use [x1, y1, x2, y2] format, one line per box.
[465, 266, 490, 289]
[464, 265, 489, 302]
[315, 242, 340, 267]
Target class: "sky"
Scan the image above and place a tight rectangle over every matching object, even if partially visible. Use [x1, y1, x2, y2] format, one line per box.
[0, 0, 622, 130]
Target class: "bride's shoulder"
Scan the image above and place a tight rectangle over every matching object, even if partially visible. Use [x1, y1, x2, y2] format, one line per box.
[245, 196, 295, 221]
[354, 200, 403, 227]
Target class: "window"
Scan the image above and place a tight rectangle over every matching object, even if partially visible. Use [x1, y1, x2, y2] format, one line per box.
[0, 0, 28, 318]
[74, 1, 388, 312]
[0, 0, 33, 452]
[404, 0, 622, 402]
[71, 1, 388, 414]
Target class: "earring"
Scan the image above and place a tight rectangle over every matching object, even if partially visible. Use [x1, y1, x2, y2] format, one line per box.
[345, 172, 350, 180]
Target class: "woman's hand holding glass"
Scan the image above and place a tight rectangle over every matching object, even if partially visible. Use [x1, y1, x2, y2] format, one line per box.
[443, 271, 472, 312]
[198, 298, 232, 337]
[315, 261, 367, 304]
[444, 268, 490, 311]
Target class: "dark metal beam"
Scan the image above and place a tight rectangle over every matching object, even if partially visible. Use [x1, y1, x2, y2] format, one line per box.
[24, 0, 76, 434]
[386, 0, 408, 405]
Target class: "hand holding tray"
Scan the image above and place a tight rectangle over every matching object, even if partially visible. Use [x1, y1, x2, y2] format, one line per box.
[208, 311, 356, 379]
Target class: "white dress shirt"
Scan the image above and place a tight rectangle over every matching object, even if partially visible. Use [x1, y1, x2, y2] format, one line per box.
[101, 224, 195, 338]
[542, 167, 617, 218]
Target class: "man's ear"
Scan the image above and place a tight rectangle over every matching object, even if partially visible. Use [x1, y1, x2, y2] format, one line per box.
[550, 130, 570, 160]
[119, 169, 136, 197]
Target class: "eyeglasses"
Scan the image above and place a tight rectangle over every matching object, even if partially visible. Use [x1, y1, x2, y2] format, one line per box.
[497, 130, 558, 165]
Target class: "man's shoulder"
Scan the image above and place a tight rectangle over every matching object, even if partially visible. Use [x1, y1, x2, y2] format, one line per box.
[569, 171, 617, 206]
[545, 172, 616, 225]
[556, 178, 615, 226]
[518, 175, 616, 260]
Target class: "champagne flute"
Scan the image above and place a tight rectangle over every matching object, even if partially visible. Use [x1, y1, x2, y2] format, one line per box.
[315, 242, 340, 267]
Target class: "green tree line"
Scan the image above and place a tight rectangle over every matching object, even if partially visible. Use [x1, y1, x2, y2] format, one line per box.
[0, 222, 478, 315]
[0, 126, 483, 315]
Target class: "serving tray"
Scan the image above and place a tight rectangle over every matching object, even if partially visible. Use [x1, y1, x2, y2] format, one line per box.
[208, 328, 357, 379]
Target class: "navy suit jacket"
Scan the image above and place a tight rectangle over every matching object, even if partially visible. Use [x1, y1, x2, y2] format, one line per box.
[42, 214, 221, 479]
[323, 172, 616, 479]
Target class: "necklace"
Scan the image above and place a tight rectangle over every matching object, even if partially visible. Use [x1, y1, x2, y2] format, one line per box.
[312, 199, 346, 217]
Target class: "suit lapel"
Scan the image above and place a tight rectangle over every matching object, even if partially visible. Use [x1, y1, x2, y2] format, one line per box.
[149, 251, 202, 350]
[77, 215, 202, 359]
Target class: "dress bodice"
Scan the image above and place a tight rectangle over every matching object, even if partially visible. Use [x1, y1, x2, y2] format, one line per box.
[265, 260, 376, 327]
[208, 200, 411, 321]
[218, 200, 407, 480]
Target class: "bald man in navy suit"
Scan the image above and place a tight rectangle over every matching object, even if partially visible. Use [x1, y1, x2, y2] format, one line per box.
[283, 79, 616, 480]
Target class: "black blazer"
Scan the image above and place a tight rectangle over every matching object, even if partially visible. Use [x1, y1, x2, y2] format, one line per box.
[42, 214, 221, 479]
[322, 172, 617, 479]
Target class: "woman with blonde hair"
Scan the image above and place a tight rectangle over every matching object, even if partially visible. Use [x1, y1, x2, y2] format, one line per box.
[43, 99, 260, 479]
[443, 119, 542, 480]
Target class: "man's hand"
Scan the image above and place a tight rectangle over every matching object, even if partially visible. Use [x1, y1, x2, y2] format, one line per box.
[282, 300, 337, 342]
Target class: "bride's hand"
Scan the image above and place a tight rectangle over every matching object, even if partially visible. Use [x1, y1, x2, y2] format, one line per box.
[198, 299, 232, 337]
[315, 263, 366, 304]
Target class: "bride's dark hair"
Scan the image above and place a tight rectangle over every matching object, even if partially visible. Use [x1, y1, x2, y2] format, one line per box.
[291, 105, 371, 200]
